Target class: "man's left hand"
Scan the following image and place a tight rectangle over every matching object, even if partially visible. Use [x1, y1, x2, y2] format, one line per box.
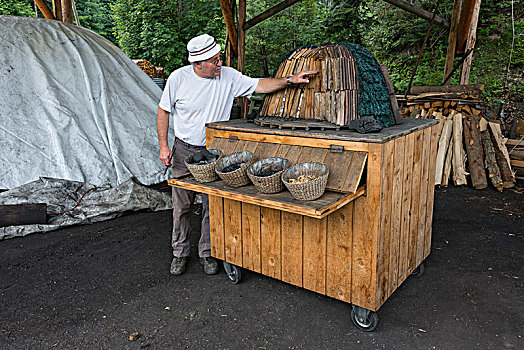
[290, 70, 318, 85]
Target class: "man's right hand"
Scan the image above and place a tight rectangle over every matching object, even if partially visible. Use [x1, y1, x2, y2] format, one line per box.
[159, 144, 172, 166]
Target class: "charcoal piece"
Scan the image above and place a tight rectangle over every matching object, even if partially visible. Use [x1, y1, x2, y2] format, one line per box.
[222, 162, 245, 173]
[349, 116, 383, 133]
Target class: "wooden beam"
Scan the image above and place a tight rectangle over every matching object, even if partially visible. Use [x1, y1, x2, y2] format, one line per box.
[410, 84, 484, 94]
[245, 0, 302, 30]
[0, 203, 47, 227]
[456, 0, 476, 54]
[443, 0, 462, 84]
[34, 0, 56, 20]
[459, 0, 481, 85]
[382, 0, 450, 29]
[219, 0, 238, 57]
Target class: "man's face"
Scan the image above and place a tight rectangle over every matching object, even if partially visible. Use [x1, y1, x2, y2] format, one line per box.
[196, 52, 222, 78]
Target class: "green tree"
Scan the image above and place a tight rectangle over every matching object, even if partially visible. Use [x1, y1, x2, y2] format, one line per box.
[0, 0, 36, 17]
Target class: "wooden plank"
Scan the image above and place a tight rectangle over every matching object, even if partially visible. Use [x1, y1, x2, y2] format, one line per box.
[351, 143, 382, 311]
[415, 128, 431, 267]
[303, 216, 327, 295]
[343, 152, 368, 194]
[261, 207, 281, 279]
[452, 113, 468, 185]
[326, 202, 354, 303]
[376, 140, 394, 306]
[168, 177, 366, 219]
[206, 118, 438, 146]
[281, 211, 303, 287]
[209, 195, 225, 260]
[324, 150, 355, 191]
[253, 142, 280, 160]
[0, 203, 47, 227]
[407, 130, 424, 272]
[235, 139, 258, 153]
[398, 132, 415, 285]
[388, 136, 405, 297]
[459, 0, 481, 85]
[275, 144, 303, 165]
[223, 199, 242, 266]
[241, 203, 261, 273]
[424, 125, 439, 257]
[297, 146, 328, 164]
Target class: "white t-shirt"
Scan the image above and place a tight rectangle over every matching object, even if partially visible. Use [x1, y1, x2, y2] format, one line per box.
[159, 65, 259, 146]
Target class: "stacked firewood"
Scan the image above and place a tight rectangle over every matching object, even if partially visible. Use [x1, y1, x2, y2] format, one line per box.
[398, 85, 516, 191]
[506, 138, 524, 181]
[260, 44, 359, 125]
[132, 59, 166, 79]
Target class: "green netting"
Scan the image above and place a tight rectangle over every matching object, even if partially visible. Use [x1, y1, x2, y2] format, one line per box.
[340, 42, 395, 128]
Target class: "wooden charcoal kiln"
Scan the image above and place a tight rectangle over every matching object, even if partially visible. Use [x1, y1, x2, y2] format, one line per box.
[259, 43, 397, 129]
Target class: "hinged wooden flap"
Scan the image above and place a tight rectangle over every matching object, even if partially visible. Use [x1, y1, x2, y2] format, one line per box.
[168, 177, 366, 219]
[209, 137, 367, 194]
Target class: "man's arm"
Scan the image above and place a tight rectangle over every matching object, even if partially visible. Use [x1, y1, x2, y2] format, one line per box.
[157, 106, 172, 166]
[254, 70, 318, 94]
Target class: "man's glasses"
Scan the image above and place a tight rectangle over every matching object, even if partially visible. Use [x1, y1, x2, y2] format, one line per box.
[208, 55, 223, 66]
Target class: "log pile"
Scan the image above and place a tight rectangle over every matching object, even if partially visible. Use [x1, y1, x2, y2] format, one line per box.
[398, 85, 517, 191]
[260, 44, 360, 126]
[506, 138, 524, 181]
[132, 59, 166, 79]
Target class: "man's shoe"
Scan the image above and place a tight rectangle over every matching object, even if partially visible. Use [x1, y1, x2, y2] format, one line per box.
[199, 257, 219, 275]
[170, 257, 188, 276]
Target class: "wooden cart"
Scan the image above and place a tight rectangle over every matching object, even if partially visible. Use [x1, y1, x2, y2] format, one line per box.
[169, 118, 439, 331]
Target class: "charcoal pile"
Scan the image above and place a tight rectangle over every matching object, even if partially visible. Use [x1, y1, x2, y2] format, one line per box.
[186, 149, 218, 165]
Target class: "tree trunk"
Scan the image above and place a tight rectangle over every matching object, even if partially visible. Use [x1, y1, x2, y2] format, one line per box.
[261, 44, 269, 77]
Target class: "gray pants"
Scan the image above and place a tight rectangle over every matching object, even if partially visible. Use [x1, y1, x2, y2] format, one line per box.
[171, 138, 210, 258]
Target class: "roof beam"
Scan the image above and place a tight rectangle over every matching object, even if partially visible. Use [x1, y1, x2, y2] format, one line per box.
[34, 0, 56, 20]
[382, 0, 450, 29]
[219, 0, 238, 57]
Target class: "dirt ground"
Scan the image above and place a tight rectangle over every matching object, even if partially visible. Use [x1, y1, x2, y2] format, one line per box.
[1, 185, 523, 349]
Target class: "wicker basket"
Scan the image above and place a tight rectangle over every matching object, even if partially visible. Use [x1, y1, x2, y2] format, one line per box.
[215, 151, 254, 187]
[247, 157, 290, 194]
[184, 149, 222, 183]
[282, 162, 329, 201]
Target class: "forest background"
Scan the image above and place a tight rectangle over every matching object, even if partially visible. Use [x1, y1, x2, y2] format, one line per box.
[1, 0, 522, 125]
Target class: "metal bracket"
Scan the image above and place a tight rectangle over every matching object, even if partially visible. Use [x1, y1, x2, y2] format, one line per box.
[228, 135, 238, 142]
[330, 145, 344, 153]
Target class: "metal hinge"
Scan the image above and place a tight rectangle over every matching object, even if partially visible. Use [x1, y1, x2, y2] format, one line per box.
[228, 135, 238, 142]
[330, 145, 344, 153]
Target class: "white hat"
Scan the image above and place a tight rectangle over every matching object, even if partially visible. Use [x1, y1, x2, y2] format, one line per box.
[187, 34, 221, 63]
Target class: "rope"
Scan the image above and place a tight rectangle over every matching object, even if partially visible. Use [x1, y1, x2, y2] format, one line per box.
[48, 187, 100, 216]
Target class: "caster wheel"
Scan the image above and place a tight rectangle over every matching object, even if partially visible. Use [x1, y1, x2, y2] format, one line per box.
[351, 306, 378, 332]
[411, 262, 425, 277]
[223, 261, 242, 284]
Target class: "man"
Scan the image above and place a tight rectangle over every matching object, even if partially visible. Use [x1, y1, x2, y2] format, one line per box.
[157, 34, 316, 276]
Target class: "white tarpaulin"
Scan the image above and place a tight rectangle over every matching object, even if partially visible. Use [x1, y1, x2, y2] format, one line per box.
[0, 16, 173, 189]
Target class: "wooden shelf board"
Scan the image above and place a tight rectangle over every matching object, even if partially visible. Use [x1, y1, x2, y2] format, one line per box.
[168, 177, 366, 219]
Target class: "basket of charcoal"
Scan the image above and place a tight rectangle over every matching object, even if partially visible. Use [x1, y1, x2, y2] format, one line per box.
[215, 151, 255, 187]
[282, 162, 329, 201]
[247, 157, 290, 194]
[184, 149, 223, 183]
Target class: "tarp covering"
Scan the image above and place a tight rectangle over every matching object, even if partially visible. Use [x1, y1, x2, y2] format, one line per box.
[0, 178, 172, 240]
[0, 16, 173, 190]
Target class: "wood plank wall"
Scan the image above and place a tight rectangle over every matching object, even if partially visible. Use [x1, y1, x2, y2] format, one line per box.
[208, 124, 439, 311]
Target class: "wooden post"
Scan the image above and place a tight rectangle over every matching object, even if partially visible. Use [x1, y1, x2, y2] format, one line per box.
[460, 0, 482, 85]
[456, 0, 477, 54]
[52, 0, 62, 21]
[61, 0, 73, 24]
[219, 0, 238, 58]
[237, 0, 246, 74]
[443, 0, 462, 84]
[34, 0, 56, 20]
[382, 0, 450, 29]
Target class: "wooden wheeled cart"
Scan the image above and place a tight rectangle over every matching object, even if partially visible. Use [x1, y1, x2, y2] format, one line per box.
[169, 118, 439, 331]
